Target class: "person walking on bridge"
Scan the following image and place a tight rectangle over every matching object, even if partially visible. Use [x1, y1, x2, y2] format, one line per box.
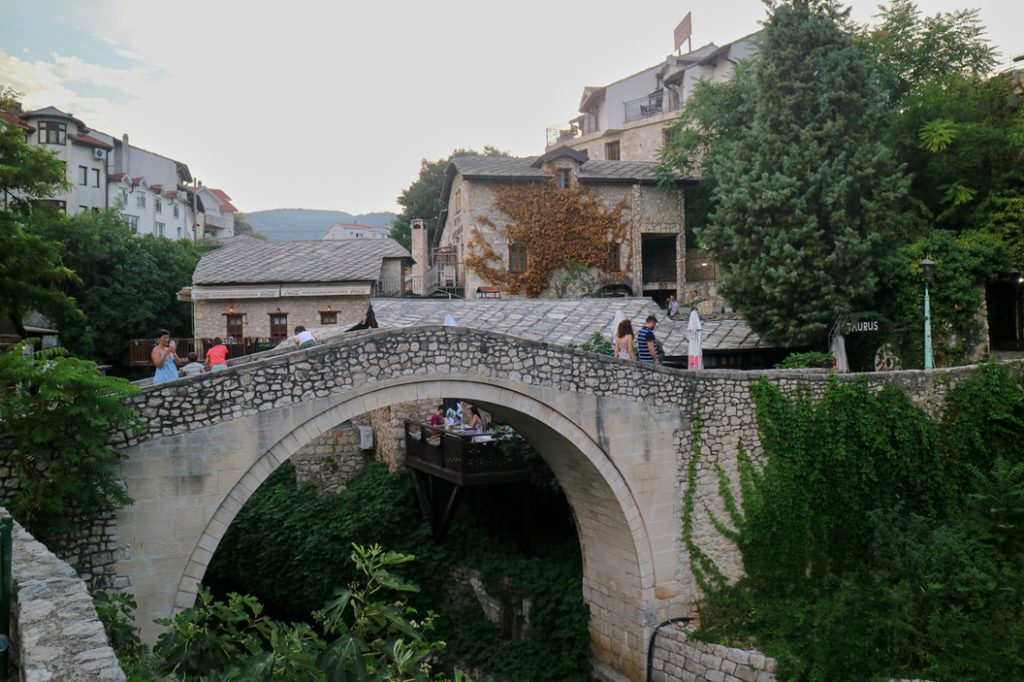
[637, 316, 659, 364]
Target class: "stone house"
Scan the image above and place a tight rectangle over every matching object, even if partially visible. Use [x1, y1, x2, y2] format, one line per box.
[183, 235, 411, 341]
[427, 147, 695, 304]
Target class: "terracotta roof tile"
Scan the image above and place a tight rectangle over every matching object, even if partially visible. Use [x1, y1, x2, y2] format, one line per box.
[71, 133, 113, 150]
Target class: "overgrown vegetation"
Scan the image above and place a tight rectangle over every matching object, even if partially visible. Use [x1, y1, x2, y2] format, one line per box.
[98, 544, 467, 681]
[683, 364, 1024, 680]
[773, 351, 834, 369]
[0, 343, 142, 546]
[203, 461, 591, 680]
[465, 181, 630, 298]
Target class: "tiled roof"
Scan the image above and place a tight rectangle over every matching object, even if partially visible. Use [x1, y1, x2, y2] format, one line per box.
[450, 156, 550, 180]
[109, 172, 126, 181]
[71, 133, 113, 150]
[0, 110, 32, 131]
[149, 184, 163, 192]
[359, 298, 767, 354]
[193, 236, 411, 285]
[449, 155, 688, 184]
[209, 188, 237, 212]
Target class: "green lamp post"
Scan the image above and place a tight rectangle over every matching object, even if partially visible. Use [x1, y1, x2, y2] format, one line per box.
[921, 257, 935, 370]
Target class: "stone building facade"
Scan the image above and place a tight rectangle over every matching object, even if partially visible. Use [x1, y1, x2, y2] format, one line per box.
[434, 148, 694, 303]
[183, 235, 410, 341]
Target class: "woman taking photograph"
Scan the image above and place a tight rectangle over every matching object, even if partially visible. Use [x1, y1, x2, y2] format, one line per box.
[151, 329, 178, 384]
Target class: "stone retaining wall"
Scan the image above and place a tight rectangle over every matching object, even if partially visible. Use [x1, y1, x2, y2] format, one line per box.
[2, 507, 125, 681]
[0, 462, 123, 593]
[650, 624, 774, 682]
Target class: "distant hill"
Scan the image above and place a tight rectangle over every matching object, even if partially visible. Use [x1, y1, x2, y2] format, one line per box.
[243, 209, 397, 241]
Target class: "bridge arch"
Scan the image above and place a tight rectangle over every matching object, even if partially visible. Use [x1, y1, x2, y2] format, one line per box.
[171, 374, 657, 678]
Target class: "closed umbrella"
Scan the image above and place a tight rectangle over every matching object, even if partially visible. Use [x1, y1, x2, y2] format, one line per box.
[830, 333, 849, 372]
[687, 307, 704, 370]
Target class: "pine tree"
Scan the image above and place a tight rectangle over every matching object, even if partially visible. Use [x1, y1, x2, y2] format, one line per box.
[704, 0, 910, 346]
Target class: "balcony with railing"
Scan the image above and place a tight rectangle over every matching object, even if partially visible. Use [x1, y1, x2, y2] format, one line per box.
[623, 91, 680, 124]
[545, 118, 599, 147]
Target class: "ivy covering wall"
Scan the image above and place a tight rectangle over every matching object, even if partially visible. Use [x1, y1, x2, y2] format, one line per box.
[465, 180, 631, 297]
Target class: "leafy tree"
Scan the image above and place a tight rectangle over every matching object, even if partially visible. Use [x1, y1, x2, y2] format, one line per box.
[874, 229, 1008, 368]
[0, 343, 141, 546]
[389, 146, 509, 250]
[693, 0, 911, 346]
[233, 212, 268, 240]
[28, 209, 205, 373]
[0, 112, 80, 330]
[863, 0, 998, 103]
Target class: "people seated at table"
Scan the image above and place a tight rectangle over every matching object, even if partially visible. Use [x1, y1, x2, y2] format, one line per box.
[465, 405, 483, 431]
[430, 404, 444, 427]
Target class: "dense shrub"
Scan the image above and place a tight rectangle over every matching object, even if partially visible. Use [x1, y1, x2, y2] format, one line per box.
[685, 364, 1024, 680]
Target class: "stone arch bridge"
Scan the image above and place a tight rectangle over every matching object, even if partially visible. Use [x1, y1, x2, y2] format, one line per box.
[113, 326, 957, 680]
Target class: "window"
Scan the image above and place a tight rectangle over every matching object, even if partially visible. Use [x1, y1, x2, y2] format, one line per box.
[120, 189, 128, 205]
[126, 215, 139, 232]
[320, 311, 338, 325]
[607, 242, 621, 271]
[173, 204, 180, 218]
[35, 199, 66, 213]
[155, 198, 162, 214]
[176, 226, 183, 240]
[269, 313, 288, 340]
[78, 166, 89, 185]
[509, 243, 527, 273]
[92, 168, 100, 187]
[38, 121, 66, 145]
[662, 127, 680, 148]
[136, 193, 146, 208]
[79, 205, 89, 213]
[156, 222, 165, 237]
[226, 314, 244, 340]
[605, 141, 621, 161]
[557, 169, 571, 189]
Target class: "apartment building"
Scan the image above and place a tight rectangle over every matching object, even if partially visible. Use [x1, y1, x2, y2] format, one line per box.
[546, 33, 757, 162]
[323, 222, 391, 239]
[2, 105, 234, 241]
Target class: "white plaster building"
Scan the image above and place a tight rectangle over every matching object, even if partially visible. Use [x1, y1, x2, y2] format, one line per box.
[1, 105, 235, 242]
[546, 33, 758, 162]
[323, 222, 391, 239]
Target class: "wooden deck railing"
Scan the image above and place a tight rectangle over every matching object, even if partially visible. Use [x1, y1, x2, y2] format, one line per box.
[128, 337, 277, 366]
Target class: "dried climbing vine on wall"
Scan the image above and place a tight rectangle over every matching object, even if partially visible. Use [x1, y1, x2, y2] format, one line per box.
[464, 181, 632, 297]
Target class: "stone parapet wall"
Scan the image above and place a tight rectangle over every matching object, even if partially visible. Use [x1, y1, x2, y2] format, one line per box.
[2, 507, 125, 681]
[651, 624, 775, 682]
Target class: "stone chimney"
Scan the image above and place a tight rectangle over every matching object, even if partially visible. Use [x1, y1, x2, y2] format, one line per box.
[120, 134, 129, 175]
[411, 219, 428, 295]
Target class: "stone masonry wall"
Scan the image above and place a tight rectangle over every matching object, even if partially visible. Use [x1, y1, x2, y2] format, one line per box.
[0, 459, 124, 593]
[651, 624, 775, 682]
[2, 507, 125, 682]
[291, 424, 371, 496]
[192, 294, 368, 340]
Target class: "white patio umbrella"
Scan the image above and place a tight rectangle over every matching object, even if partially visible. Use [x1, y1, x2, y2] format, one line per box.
[610, 311, 625, 342]
[830, 333, 850, 372]
[687, 307, 704, 370]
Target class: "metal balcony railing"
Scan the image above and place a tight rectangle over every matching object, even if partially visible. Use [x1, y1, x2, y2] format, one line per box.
[623, 93, 680, 123]
[545, 119, 599, 147]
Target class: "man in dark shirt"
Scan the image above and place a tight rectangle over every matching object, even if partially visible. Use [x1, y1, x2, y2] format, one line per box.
[637, 315, 659, 364]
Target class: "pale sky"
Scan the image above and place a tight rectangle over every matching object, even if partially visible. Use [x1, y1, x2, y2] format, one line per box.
[1, 1, 1020, 215]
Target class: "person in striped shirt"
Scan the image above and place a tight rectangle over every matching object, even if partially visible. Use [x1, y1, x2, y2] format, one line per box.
[637, 315, 659, 364]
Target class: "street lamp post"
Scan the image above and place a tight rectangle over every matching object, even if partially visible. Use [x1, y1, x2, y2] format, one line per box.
[921, 257, 935, 370]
